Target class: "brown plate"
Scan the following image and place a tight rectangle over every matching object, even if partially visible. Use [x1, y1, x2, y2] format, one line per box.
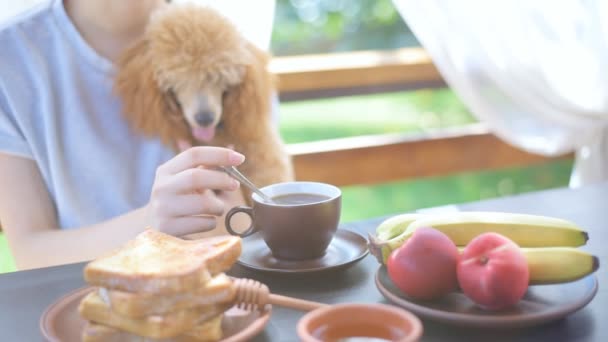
[40, 287, 272, 342]
[238, 230, 368, 274]
[375, 266, 598, 329]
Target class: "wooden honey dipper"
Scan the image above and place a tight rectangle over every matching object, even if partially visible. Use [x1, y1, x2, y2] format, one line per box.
[233, 278, 328, 312]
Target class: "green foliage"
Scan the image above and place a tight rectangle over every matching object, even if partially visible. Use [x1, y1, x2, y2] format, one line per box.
[279, 89, 475, 143]
[0, 233, 15, 273]
[271, 0, 418, 55]
[340, 160, 573, 222]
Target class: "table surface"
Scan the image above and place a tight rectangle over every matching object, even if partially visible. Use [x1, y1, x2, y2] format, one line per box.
[1, 183, 606, 342]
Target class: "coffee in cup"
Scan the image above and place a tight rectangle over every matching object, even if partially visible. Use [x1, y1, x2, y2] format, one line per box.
[225, 181, 341, 260]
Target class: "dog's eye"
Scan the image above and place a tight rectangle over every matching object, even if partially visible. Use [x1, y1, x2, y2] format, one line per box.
[166, 89, 182, 116]
[221, 83, 237, 103]
[166, 88, 182, 113]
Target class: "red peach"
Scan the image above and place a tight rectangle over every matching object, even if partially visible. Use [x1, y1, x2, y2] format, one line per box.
[457, 232, 529, 310]
[387, 227, 459, 300]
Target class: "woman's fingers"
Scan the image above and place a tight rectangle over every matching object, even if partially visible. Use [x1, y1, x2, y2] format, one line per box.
[158, 146, 245, 176]
[156, 216, 218, 236]
[177, 139, 191, 152]
[154, 192, 225, 217]
[156, 167, 239, 194]
[149, 144, 246, 236]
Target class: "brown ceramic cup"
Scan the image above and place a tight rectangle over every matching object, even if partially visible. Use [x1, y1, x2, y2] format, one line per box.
[225, 181, 341, 260]
[297, 303, 423, 342]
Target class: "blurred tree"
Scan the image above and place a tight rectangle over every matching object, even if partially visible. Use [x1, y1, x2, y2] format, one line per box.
[271, 0, 418, 56]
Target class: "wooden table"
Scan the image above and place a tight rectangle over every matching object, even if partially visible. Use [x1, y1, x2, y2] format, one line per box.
[1, 183, 606, 341]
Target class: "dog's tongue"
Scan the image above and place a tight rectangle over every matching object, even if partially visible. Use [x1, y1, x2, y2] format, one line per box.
[192, 126, 216, 142]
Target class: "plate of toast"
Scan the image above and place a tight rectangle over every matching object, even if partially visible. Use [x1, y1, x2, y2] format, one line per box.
[40, 230, 272, 342]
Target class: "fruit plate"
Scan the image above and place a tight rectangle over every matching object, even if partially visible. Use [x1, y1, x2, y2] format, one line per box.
[375, 266, 598, 329]
[40, 287, 271, 342]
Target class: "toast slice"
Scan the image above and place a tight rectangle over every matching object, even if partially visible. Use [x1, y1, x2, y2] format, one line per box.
[84, 229, 241, 294]
[82, 314, 223, 342]
[102, 273, 236, 317]
[79, 290, 230, 339]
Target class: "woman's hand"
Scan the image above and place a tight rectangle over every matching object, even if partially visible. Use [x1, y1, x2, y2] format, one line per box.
[148, 144, 245, 236]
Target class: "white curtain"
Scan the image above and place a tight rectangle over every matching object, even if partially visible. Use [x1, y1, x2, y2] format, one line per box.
[393, 0, 608, 187]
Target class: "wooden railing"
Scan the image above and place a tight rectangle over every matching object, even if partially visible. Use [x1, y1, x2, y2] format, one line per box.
[287, 124, 572, 187]
[271, 48, 573, 187]
[271, 47, 444, 101]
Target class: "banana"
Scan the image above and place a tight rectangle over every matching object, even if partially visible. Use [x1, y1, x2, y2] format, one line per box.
[458, 247, 599, 285]
[369, 211, 588, 264]
[522, 247, 599, 285]
[406, 212, 588, 247]
[369, 214, 424, 263]
[375, 213, 425, 241]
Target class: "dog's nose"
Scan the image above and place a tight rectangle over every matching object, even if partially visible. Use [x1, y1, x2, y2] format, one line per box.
[194, 111, 214, 126]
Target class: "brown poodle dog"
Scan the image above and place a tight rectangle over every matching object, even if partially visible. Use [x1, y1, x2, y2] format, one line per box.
[114, 3, 293, 200]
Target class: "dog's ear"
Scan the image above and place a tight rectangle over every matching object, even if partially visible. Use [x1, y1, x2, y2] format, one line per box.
[222, 43, 275, 137]
[114, 39, 190, 149]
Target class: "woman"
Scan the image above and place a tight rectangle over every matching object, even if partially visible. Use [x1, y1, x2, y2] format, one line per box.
[0, 0, 247, 270]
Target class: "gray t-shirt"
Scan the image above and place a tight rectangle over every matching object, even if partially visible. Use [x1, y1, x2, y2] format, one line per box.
[0, 0, 174, 229]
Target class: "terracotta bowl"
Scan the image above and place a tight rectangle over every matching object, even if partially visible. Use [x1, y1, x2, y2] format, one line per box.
[297, 303, 423, 342]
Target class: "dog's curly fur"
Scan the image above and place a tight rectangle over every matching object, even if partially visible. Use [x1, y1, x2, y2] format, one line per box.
[114, 4, 293, 197]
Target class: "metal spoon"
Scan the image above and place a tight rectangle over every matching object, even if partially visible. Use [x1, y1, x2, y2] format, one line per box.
[220, 166, 274, 203]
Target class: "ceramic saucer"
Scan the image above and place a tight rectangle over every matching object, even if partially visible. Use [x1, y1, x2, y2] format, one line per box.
[237, 230, 368, 274]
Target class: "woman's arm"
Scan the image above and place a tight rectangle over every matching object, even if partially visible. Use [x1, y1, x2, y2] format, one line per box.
[0, 146, 247, 270]
[0, 153, 148, 269]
